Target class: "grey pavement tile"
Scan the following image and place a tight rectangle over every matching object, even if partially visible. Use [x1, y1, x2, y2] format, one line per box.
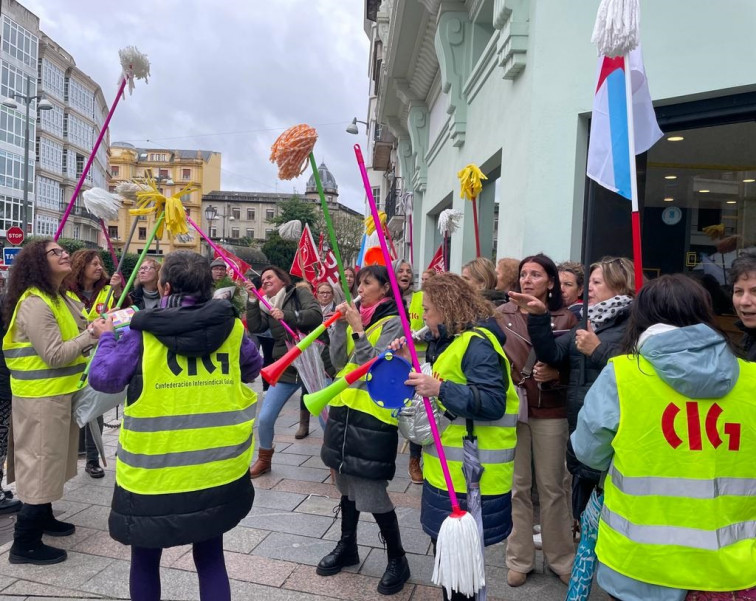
[387, 476, 412, 493]
[52, 500, 95, 524]
[0, 573, 17, 591]
[323, 521, 431, 555]
[252, 531, 368, 571]
[394, 505, 423, 529]
[248, 462, 330, 484]
[240, 506, 334, 538]
[65, 505, 111, 531]
[484, 540, 508, 567]
[360, 548, 435, 585]
[68, 466, 117, 489]
[0, 515, 14, 548]
[299, 456, 329, 470]
[173, 549, 297, 587]
[253, 488, 308, 512]
[273, 478, 340, 499]
[71, 529, 188, 567]
[0, 578, 105, 598]
[221, 526, 270, 554]
[43, 525, 98, 550]
[278, 442, 324, 457]
[60, 484, 115, 507]
[230, 578, 334, 601]
[267, 451, 311, 467]
[292, 494, 341, 518]
[0, 549, 115, 589]
[283, 563, 414, 601]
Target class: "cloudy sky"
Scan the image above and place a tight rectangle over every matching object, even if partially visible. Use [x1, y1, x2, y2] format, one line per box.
[23, 0, 372, 212]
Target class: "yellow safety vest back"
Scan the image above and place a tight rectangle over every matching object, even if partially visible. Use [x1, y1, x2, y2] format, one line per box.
[2, 288, 87, 397]
[329, 316, 398, 426]
[408, 291, 427, 355]
[597, 354, 756, 591]
[423, 328, 519, 496]
[116, 320, 257, 495]
[67, 286, 115, 321]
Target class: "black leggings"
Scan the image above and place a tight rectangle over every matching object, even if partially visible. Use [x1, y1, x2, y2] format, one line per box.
[130, 536, 230, 601]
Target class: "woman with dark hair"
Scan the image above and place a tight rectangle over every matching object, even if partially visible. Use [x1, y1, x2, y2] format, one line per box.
[496, 253, 576, 587]
[557, 261, 584, 319]
[510, 256, 635, 520]
[730, 250, 756, 360]
[64, 249, 124, 478]
[573, 275, 756, 601]
[390, 272, 516, 601]
[246, 265, 322, 477]
[2, 239, 101, 565]
[343, 265, 359, 300]
[89, 251, 262, 601]
[317, 264, 411, 595]
[130, 258, 161, 310]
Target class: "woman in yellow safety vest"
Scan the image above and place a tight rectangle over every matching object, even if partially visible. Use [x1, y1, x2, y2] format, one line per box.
[318, 264, 411, 596]
[63, 249, 124, 479]
[391, 272, 518, 601]
[2, 240, 101, 565]
[88, 251, 262, 601]
[573, 274, 756, 601]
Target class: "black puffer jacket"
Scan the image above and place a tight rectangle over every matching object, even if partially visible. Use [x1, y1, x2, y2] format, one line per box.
[321, 300, 403, 481]
[110, 300, 255, 548]
[737, 321, 756, 361]
[527, 306, 631, 433]
[246, 285, 322, 384]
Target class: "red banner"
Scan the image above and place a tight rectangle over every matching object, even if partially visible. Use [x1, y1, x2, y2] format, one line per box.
[213, 247, 252, 282]
[290, 224, 321, 286]
[318, 249, 340, 288]
[427, 245, 445, 273]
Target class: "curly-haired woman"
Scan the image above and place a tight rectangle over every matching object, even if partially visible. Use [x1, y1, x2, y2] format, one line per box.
[2, 239, 101, 564]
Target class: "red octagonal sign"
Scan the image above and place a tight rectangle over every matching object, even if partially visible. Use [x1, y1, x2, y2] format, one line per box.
[6, 226, 24, 246]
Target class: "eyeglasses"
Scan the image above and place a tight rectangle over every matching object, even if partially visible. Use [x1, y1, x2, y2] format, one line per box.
[46, 248, 66, 257]
[138, 265, 156, 272]
[317, 290, 333, 296]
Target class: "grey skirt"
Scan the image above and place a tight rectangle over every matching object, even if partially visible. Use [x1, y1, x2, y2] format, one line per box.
[334, 472, 394, 514]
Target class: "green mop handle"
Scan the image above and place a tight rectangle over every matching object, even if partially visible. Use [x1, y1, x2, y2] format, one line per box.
[102, 215, 142, 308]
[308, 153, 351, 303]
[77, 212, 166, 388]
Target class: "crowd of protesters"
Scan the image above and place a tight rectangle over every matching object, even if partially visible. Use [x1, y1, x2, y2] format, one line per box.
[0, 238, 754, 601]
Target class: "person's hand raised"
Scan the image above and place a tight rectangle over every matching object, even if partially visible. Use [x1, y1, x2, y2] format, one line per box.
[508, 291, 548, 315]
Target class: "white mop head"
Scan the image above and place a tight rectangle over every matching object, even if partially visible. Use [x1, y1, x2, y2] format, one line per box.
[432, 510, 485, 597]
[82, 187, 122, 221]
[278, 219, 303, 241]
[115, 181, 151, 202]
[118, 46, 151, 95]
[591, 0, 640, 57]
[438, 209, 463, 236]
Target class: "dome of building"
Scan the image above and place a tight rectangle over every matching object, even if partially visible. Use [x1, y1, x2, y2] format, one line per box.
[306, 162, 338, 196]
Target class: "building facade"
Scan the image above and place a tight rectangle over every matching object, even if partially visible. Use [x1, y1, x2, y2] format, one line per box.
[364, 0, 756, 282]
[107, 144, 222, 256]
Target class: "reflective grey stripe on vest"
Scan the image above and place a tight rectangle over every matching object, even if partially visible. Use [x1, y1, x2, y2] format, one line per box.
[123, 404, 257, 433]
[3, 347, 39, 358]
[601, 505, 756, 551]
[117, 432, 254, 470]
[476, 413, 518, 428]
[609, 465, 756, 499]
[9, 363, 86, 380]
[425, 445, 515, 464]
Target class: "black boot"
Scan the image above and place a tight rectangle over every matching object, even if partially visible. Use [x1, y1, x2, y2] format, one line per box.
[374, 510, 410, 595]
[316, 496, 360, 576]
[41, 503, 75, 537]
[9, 503, 67, 565]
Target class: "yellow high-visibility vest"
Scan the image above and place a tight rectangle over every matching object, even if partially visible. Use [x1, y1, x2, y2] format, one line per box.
[329, 316, 399, 426]
[597, 354, 756, 591]
[116, 320, 257, 495]
[409, 291, 427, 355]
[423, 328, 518, 496]
[2, 288, 87, 397]
[67, 285, 115, 321]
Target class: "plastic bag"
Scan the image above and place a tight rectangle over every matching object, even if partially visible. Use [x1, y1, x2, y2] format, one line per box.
[72, 384, 127, 429]
[397, 362, 441, 445]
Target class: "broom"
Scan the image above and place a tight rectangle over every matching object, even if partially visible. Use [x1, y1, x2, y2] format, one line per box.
[354, 144, 485, 597]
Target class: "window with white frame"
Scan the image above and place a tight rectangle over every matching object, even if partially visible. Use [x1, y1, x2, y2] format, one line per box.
[0, 194, 22, 231]
[66, 149, 77, 178]
[39, 103, 64, 138]
[35, 214, 58, 237]
[66, 114, 93, 150]
[0, 105, 29, 147]
[0, 150, 33, 192]
[36, 175, 62, 210]
[66, 77, 94, 118]
[41, 59, 64, 100]
[1, 62, 35, 100]
[38, 137, 63, 173]
[247, 208, 255, 220]
[2, 17, 38, 68]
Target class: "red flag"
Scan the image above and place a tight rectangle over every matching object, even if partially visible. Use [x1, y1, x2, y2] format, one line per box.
[290, 224, 321, 285]
[427, 245, 445, 273]
[213, 247, 252, 282]
[317, 248, 340, 288]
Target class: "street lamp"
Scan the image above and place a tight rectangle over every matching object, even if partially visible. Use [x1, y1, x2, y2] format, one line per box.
[2, 74, 52, 236]
[346, 117, 368, 135]
[204, 204, 234, 242]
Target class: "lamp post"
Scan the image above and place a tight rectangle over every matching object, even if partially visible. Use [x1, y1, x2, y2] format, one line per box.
[346, 117, 368, 135]
[2, 74, 52, 236]
[204, 204, 235, 244]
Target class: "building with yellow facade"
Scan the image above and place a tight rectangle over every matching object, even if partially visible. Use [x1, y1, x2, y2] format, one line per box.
[107, 143, 221, 256]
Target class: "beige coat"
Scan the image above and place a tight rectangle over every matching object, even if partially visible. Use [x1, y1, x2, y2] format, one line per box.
[7, 293, 97, 504]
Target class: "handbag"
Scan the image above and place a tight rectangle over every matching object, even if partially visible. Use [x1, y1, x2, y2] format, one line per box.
[397, 362, 441, 445]
[515, 349, 538, 424]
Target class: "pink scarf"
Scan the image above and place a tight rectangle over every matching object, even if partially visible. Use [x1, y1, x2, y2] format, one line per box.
[359, 297, 390, 327]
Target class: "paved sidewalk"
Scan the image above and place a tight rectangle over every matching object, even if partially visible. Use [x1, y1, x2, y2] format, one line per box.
[0, 381, 609, 600]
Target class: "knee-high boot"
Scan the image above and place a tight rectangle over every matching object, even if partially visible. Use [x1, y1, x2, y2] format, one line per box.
[316, 496, 360, 576]
[373, 510, 410, 595]
[9, 503, 67, 565]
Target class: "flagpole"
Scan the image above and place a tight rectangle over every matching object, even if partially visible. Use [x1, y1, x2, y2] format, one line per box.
[624, 53, 644, 292]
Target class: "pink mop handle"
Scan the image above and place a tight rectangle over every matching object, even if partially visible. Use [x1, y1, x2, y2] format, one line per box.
[186, 216, 299, 340]
[98, 219, 120, 277]
[354, 144, 460, 510]
[55, 76, 129, 241]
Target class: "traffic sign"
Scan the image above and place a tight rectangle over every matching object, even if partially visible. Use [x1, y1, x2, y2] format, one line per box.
[6, 227, 23, 246]
[3, 248, 20, 265]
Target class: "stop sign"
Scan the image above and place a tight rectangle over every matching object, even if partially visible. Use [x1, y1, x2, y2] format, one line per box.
[6, 226, 24, 246]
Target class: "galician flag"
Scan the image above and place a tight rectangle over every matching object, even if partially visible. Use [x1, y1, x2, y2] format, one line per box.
[586, 46, 662, 199]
